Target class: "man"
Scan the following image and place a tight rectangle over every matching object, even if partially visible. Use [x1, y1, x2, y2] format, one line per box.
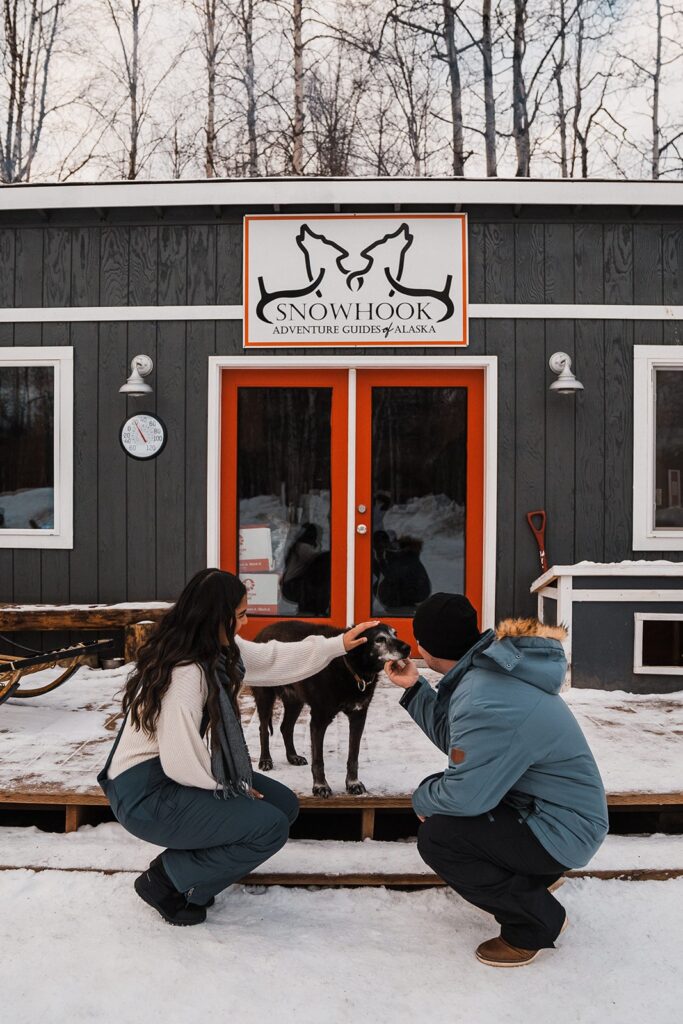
[384, 593, 608, 968]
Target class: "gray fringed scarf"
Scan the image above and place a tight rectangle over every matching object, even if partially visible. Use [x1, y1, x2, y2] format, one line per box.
[207, 651, 254, 800]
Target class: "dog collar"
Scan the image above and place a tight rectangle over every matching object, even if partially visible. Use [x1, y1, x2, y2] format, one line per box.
[342, 656, 371, 692]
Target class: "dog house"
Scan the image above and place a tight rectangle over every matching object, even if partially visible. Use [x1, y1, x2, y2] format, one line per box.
[532, 563, 683, 693]
[0, 178, 682, 690]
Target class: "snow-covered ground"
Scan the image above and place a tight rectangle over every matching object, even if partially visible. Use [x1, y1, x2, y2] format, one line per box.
[1, 665, 682, 799]
[1, 870, 680, 1024]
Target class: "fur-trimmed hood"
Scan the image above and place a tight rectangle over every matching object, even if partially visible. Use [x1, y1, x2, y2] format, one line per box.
[473, 617, 568, 694]
[495, 618, 567, 642]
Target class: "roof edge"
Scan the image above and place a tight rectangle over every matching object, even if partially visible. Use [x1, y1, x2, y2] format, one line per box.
[1, 176, 682, 211]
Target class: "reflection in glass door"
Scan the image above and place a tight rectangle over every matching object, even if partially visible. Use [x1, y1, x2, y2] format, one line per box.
[237, 387, 332, 616]
[355, 370, 484, 643]
[370, 386, 468, 617]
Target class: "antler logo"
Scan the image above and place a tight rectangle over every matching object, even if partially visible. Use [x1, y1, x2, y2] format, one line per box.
[256, 223, 454, 324]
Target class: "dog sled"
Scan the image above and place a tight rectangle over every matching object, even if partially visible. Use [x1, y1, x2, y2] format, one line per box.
[0, 639, 115, 705]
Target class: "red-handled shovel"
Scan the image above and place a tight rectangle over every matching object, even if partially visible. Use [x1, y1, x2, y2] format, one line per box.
[526, 510, 549, 574]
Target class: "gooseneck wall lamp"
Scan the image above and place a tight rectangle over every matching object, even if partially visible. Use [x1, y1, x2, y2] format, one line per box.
[120, 354, 154, 396]
[548, 352, 584, 394]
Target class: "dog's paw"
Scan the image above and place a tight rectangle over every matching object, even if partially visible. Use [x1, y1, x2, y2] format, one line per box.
[312, 783, 333, 798]
[287, 754, 308, 766]
[258, 757, 274, 771]
[346, 780, 367, 796]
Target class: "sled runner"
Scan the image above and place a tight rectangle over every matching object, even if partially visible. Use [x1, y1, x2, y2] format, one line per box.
[0, 639, 115, 705]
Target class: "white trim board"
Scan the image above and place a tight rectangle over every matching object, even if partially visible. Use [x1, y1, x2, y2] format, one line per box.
[2, 303, 683, 323]
[531, 562, 683, 591]
[2, 177, 683, 210]
[0, 346, 73, 549]
[206, 355, 498, 629]
[633, 345, 683, 551]
[634, 612, 683, 676]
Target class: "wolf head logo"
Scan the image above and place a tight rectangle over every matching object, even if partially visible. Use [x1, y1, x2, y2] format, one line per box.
[255, 221, 454, 324]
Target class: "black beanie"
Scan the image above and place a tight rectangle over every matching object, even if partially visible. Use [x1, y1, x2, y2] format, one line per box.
[413, 593, 481, 661]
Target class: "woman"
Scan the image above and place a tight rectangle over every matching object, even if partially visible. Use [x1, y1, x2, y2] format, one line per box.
[97, 568, 376, 926]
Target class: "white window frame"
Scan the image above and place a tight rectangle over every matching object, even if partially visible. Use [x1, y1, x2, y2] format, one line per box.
[633, 345, 683, 550]
[0, 346, 73, 549]
[634, 612, 683, 676]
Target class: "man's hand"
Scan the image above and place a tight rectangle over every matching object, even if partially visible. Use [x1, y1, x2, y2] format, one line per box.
[384, 658, 420, 689]
[343, 621, 380, 652]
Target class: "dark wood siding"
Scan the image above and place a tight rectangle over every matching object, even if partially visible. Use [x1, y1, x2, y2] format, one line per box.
[1, 207, 682, 621]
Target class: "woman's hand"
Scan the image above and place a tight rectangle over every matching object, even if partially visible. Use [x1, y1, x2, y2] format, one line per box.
[343, 621, 380, 652]
[384, 658, 420, 689]
[249, 787, 264, 799]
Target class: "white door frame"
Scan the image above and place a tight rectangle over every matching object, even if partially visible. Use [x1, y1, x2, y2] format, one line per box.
[207, 355, 498, 628]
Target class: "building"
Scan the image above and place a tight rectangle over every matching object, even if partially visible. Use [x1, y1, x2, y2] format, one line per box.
[1, 178, 682, 692]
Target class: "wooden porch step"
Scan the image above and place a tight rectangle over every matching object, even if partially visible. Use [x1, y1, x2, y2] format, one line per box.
[1, 827, 681, 884]
[2, 787, 681, 835]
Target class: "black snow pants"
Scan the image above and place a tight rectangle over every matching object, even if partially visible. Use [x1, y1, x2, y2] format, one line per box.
[417, 801, 568, 949]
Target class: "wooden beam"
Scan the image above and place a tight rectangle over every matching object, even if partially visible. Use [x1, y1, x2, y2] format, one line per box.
[65, 805, 86, 833]
[0, 606, 169, 630]
[361, 808, 376, 840]
[0, 790, 681, 815]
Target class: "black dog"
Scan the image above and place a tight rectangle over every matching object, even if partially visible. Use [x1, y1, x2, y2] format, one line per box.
[252, 621, 411, 797]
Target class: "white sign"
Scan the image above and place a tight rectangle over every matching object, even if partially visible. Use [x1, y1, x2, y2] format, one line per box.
[244, 213, 468, 348]
[239, 525, 273, 572]
[241, 573, 279, 615]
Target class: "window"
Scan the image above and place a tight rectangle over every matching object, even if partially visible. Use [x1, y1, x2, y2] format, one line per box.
[634, 613, 683, 675]
[0, 348, 73, 549]
[633, 346, 683, 550]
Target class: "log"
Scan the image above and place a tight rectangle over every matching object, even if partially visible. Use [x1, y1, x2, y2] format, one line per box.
[0, 604, 170, 630]
[124, 622, 157, 663]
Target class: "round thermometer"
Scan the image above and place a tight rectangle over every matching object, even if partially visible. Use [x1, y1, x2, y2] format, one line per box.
[120, 412, 167, 460]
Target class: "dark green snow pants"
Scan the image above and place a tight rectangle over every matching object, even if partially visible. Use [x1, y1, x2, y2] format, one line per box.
[103, 757, 298, 905]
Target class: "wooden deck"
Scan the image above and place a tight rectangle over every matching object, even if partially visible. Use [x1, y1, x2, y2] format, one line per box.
[1, 667, 682, 836]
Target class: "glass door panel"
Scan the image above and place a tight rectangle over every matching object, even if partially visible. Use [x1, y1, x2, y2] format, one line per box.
[370, 386, 467, 617]
[237, 387, 332, 616]
[220, 370, 348, 636]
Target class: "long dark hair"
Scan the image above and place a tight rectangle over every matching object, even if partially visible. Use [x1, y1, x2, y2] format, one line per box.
[122, 569, 247, 737]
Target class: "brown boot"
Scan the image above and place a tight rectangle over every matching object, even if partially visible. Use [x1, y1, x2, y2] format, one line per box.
[476, 916, 569, 968]
[475, 936, 540, 967]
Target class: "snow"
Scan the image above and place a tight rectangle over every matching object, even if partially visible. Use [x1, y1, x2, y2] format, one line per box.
[0, 486, 54, 529]
[575, 559, 681, 567]
[2, 665, 682, 799]
[0, 602, 172, 610]
[1, 825, 682, 877]
[0, 869, 681, 1024]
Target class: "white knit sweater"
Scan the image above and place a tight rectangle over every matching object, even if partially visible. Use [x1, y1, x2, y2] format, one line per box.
[107, 632, 346, 789]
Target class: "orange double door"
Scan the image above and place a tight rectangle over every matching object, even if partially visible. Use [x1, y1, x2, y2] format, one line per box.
[220, 368, 485, 650]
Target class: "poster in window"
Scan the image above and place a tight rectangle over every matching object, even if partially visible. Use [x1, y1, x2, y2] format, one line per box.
[241, 573, 279, 615]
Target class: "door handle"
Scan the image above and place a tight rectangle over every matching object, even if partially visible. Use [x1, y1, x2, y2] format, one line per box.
[356, 524, 368, 535]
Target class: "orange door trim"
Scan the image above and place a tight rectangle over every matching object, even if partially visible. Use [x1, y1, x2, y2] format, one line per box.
[220, 369, 348, 639]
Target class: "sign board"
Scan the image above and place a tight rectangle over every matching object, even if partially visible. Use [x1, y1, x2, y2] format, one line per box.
[243, 213, 468, 348]
[241, 573, 279, 615]
[239, 525, 274, 572]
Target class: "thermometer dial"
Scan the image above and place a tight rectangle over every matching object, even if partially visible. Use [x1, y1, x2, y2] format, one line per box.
[120, 413, 167, 460]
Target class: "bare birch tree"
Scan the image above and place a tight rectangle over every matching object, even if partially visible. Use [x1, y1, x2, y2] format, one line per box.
[625, 0, 683, 178]
[0, 0, 65, 181]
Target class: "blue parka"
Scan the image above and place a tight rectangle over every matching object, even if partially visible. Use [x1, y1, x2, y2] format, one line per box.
[401, 620, 609, 869]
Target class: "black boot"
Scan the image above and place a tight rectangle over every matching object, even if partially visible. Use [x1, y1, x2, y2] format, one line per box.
[134, 854, 207, 926]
